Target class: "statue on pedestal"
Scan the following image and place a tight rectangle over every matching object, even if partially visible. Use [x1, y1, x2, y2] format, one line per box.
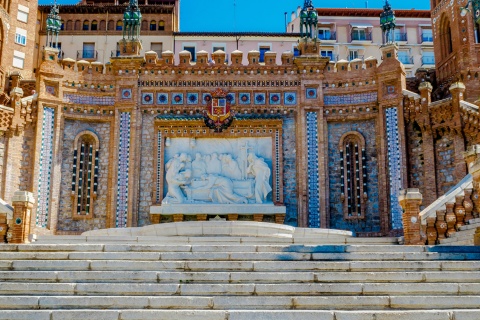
[247, 153, 272, 203]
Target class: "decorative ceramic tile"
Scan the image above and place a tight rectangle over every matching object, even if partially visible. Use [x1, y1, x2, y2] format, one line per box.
[116, 112, 131, 228]
[187, 92, 199, 105]
[239, 92, 251, 105]
[142, 92, 154, 105]
[307, 111, 320, 228]
[202, 93, 212, 105]
[45, 85, 55, 96]
[63, 93, 115, 106]
[324, 92, 377, 106]
[156, 131, 162, 203]
[254, 93, 266, 105]
[284, 92, 297, 105]
[306, 88, 317, 99]
[386, 107, 403, 230]
[269, 93, 281, 105]
[157, 93, 168, 105]
[275, 129, 280, 202]
[36, 107, 55, 227]
[121, 88, 132, 99]
[226, 93, 235, 105]
[172, 93, 184, 105]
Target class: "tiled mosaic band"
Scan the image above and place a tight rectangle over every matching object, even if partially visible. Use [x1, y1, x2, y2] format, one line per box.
[386, 107, 403, 230]
[63, 93, 115, 106]
[36, 107, 55, 227]
[324, 92, 378, 106]
[116, 112, 131, 228]
[307, 111, 320, 228]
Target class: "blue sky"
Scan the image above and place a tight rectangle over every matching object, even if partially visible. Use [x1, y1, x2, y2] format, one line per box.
[40, 0, 431, 32]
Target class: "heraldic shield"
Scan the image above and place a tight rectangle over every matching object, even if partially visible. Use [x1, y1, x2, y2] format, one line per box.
[204, 88, 234, 132]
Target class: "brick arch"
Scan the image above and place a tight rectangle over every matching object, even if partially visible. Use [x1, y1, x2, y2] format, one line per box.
[66, 20, 73, 31]
[439, 13, 453, 60]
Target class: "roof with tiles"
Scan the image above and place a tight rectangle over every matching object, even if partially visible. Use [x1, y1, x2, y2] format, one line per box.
[315, 8, 430, 18]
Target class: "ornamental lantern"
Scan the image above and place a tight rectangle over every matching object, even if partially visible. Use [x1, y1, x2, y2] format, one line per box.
[380, 0, 396, 44]
[300, 0, 318, 40]
[45, 0, 61, 49]
[123, 0, 142, 40]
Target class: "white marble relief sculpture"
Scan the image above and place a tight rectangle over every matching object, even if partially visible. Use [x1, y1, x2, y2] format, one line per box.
[161, 138, 273, 205]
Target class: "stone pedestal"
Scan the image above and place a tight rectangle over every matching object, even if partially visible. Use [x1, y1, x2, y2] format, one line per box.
[172, 214, 184, 223]
[10, 191, 35, 244]
[118, 39, 142, 56]
[227, 214, 238, 221]
[253, 214, 263, 222]
[398, 188, 424, 245]
[275, 214, 286, 224]
[196, 214, 208, 221]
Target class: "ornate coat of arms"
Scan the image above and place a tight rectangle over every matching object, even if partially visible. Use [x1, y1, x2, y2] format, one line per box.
[203, 88, 234, 132]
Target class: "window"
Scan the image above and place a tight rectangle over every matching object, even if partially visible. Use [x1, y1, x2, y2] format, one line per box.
[259, 45, 270, 63]
[15, 28, 26, 46]
[66, 20, 73, 30]
[351, 27, 371, 41]
[394, 28, 406, 41]
[82, 43, 95, 59]
[151, 42, 163, 57]
[91, 20, 98, 31]
[141, 20, 148, 30]
[60, 20, 64, 30]
[321, 50, 334, 60]
[158, 20, 165, 31]
[57, 42, 62, 58]
[99, 20, 106, 31]
[150, 20, 156, 31]
[339, 132, 367, 220]
[422, 51, 435, 65]
[116, 21, 123, 31]
[71, 131, 99, 219]
[183, 45, 196, 61]
[293, 47, 300, 56]
[74, 20, 81, 30]
[421, 28, 433, 42]
[13, 50, 25, 69]
[349, 50, 359, 61]
[108, 20, 114, 30]
[318, 28, 332, 40]
[398, 51, 412, 64]
[83, 20, 89, 31]
[17, 4, 29, 23]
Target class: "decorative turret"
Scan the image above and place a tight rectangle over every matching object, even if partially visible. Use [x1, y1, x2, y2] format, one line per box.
[380, 0, 396, 44]
[45, 0, 61, 49]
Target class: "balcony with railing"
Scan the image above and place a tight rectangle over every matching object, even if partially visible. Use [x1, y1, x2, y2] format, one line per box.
[348, 55, 364, 61]
[421, 33, 433, 43]
[394, 33, 407, 42]
[318, 32, 336, 41]
[422, 56, 435, 65]
[77, 50, 98, 60]
[351, 32, 372, 41]
[398, 55, 414, 65]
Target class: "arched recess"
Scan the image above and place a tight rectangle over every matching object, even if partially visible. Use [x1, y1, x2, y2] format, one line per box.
[439, 13, 453, 60]
[66, 20, 73, 30]
[338, 131, 367, 220]
[99, 20, 106, 31]
[158, 20, 165, 31]
[107, 20, 114, 31]
[71, 130, 100, 220]
[141, 20, 148, 30]
[74, 20, 81, 30]
[91, 20, 98, 31]
[116, 20, 123, 31]
[150, 20, 156, 31]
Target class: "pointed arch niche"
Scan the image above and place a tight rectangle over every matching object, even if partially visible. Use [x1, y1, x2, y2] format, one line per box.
[339, 131, 367, 220]
[71, 130, 99, 219]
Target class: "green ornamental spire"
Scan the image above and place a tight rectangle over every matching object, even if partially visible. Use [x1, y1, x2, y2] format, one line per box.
[380, 0, 396, 44]
[45, 0, 61, 48]
[123, 0, 142, 40]
[300, 0, 318, 40]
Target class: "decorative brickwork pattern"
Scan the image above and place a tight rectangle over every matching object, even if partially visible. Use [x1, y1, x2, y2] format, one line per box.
[385, 107, 403, 230]
[282, 115, 297, 226]
[324, 92, 378, 106]
[36, 107, 55, 227]
[63, 94, 115, 106]
[307, 112, 320, 228]
[435, 134, 456, 195]
[116, 112, 131, 228]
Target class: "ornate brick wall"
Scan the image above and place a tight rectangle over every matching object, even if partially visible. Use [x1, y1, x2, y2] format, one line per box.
[138, 113, 155, 226]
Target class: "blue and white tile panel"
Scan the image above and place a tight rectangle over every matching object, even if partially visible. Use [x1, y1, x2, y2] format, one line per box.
[385, 107, 403, 230]
[36, 107, 55, 227]
[306, 111, 320, 228]
[274, 129, 280, 203]
[156, 131, 162, 203]
[116, 112, 131, 228]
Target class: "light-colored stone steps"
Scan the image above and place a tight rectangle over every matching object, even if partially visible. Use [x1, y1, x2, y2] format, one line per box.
[1, 295, 480, 310]
[0, 309, 479, 320]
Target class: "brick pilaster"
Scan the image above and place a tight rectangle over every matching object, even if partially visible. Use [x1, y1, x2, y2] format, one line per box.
[9, 191, 35, 244]
[398, 188, 424, 245]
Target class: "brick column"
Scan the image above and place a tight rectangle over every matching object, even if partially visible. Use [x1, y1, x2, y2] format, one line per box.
[0, 213, 7, 243]
[398, 188, 424, 245]
[9, 191, 35, 244]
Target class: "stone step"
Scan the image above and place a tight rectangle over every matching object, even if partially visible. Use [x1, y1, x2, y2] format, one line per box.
[0, 282, 479, 296]
[3, 259, 480, 271]
[3, 251, 480, 261]
[468, 217, 480, 224]
[440, 240, 474, 246]
[458, 223, 479, 231]
[2, 270, 480, 284]
[1, 295, 480, 310]
[0, 309, 478, 320]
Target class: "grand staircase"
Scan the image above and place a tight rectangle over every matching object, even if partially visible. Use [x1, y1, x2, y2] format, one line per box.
[0, 222, 479, 319]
